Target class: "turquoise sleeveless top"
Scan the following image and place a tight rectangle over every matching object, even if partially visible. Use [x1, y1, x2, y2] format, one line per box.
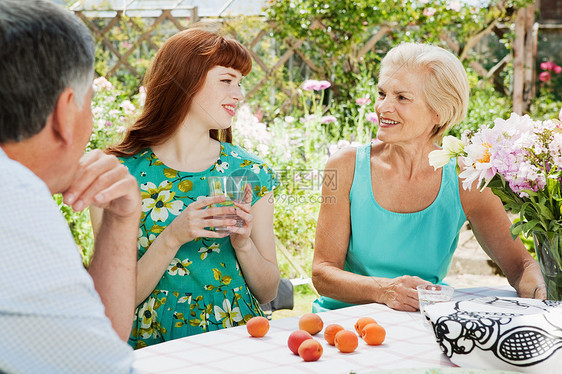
[312, 143, 466, 312]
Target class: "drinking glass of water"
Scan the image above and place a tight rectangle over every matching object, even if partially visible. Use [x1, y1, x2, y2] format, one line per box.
[416, 284, 455, 328]
[207, 176, 248, 233]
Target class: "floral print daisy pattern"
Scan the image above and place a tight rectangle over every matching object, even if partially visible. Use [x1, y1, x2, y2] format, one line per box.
[214, 299, 243, 328]
[141, 180, 183, 222]
[121, 142, 279, 349]
[167, 258, 192, 276]
[198, 242, 220, 260]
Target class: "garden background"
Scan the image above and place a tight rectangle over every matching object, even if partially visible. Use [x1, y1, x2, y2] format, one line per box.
[59, 0, 562, 315]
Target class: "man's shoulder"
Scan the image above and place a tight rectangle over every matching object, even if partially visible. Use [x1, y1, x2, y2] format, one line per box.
[0, 147, 49, 193]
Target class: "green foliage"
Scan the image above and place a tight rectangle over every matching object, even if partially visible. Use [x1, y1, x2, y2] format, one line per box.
[447, 81, 512, 138]
[264, 0, 534, 111]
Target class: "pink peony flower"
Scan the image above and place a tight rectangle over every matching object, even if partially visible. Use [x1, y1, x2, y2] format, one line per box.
[355, 97, 371, 105]
[302, 79, 331, 91]
[554, 65, 562, 74]
[321, 115, 337, 124]
[317, 80, 331, 90]
[366, 112, 378, 123]
[423, 7, 436, 17]
[539, 72, 552, 82]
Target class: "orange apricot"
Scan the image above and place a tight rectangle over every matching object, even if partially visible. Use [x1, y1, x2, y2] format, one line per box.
[288, 330, 313, 355]
[246, 316, 269, 337]
[354, 317, 377, 336]
[298, 313, 324, 335]
[298, 338, 323, 362]
[334, 329, 359, 353]
[361, 322, 386, 345]
[324, 323, 344, 345]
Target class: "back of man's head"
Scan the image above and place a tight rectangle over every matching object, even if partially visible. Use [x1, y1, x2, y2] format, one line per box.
[0, 0, 95, 144]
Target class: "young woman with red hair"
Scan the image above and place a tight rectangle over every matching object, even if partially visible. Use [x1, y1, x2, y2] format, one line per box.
[91, 28, 280, 349]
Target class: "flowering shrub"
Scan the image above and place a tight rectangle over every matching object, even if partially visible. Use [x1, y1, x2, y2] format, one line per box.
[87, 77, 143, 152]
[539, 61, 562, 83]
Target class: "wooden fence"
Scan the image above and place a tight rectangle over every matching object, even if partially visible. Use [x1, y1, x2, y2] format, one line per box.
[74, 3, 541, 116]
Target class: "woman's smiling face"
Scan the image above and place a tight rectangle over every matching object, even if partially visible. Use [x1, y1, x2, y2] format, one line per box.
[188, 65, 244, 130]
[374, 68, 439, 146]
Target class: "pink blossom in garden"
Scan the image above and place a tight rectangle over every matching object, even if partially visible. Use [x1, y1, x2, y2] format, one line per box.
[105, 121, 113, 127]
[366, 112, 378, 123]
[120, 99, 136, 114]
[317, 80, 331, 90]
[448, 1, 461, 12]
[554, 65, 562, 74]
[302, 79, 331, 91]
[321, 115, 337, 124]
[355, 97, 371, 105]
[539, 71, 551, 82]
[423, 7, 436, 17]
[92, 76, 113, 92]
[302, 114, 316, 122]
[541, 61, 556, 71]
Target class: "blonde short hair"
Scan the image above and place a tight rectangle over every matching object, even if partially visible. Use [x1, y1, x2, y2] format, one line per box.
[379, 43, 469, 142]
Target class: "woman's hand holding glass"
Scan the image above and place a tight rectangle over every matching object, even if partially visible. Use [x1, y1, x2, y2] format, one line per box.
[377, 275, 431, 312]
[228, 184, 254, 251]
[166, 195, 237, 247]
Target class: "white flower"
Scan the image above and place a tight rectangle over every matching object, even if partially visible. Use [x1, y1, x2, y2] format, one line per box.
[215, 160, 229, 173]
[428, 135, 466, 169]
[138, 298, 157, 329]
[198, 243, 220, 260]
[167, 258, 192, 276]
[214, 299, 243, 328]
[140, 181, 184, 222]
[138, 233, 156, 250]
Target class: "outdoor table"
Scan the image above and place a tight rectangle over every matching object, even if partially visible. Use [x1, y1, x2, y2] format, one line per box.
[133, 286, 517, 374]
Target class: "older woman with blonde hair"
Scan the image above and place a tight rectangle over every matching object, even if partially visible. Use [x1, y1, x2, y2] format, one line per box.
[311, 43, 545, 312]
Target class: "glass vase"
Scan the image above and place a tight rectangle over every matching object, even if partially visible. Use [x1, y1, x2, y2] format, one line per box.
[532, 231, 562, 300]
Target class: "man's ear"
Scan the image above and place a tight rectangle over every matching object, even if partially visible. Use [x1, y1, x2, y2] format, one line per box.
[50, 87, 77, 145]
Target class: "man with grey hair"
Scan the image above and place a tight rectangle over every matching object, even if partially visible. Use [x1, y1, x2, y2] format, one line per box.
[0, 0, 141, 372]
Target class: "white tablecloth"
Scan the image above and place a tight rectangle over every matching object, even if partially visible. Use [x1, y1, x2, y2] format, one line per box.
[133, 286, 518, 374]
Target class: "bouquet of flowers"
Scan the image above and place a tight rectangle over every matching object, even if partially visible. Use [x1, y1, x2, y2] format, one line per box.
[429, 110, 562, 299]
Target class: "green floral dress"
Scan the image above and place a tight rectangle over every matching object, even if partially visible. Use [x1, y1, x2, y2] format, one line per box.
[121, 143, 279, 349]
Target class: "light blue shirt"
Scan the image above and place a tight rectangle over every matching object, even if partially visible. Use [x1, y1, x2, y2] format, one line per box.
[313, 143, 467, 312]
[0, 147, 136, 373]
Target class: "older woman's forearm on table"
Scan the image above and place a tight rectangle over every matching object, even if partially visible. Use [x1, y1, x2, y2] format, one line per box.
[511, 259, 546, 299]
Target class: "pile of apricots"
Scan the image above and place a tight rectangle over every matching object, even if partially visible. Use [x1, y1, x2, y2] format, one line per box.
[246, 313, 386, 362]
